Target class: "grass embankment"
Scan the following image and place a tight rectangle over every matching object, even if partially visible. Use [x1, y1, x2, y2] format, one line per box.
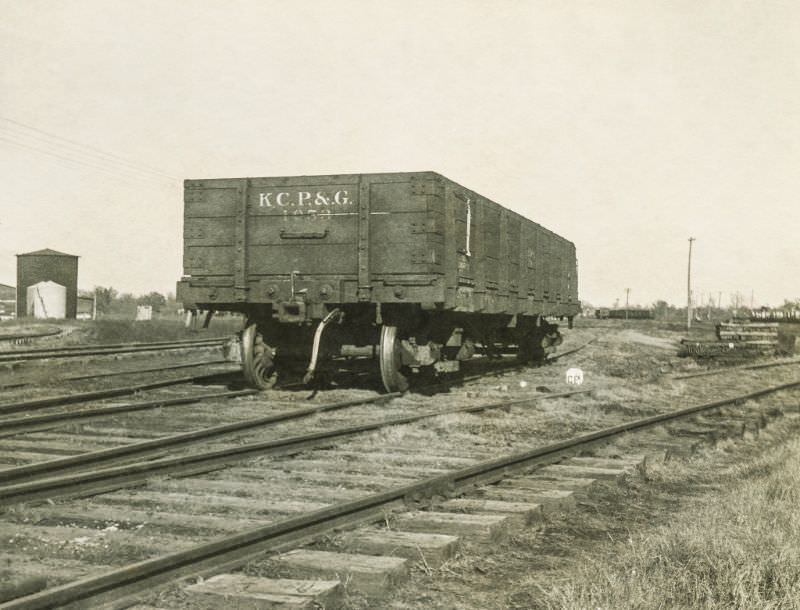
[0, 317, 244, 344]
[88, 318, 242, 343]
[541, 439, 800, 609]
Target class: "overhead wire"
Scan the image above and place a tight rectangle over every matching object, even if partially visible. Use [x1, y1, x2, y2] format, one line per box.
[0, 135, 178, 191]
[0, 116, 179, 182]
[0, 127, 176, 186]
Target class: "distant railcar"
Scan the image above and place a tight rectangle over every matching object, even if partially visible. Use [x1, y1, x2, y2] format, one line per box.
[597, 308, 653, 320]
[177, 172, 580, 391]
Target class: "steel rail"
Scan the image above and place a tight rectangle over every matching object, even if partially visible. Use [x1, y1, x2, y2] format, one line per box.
[0, 370, 239, 417]
[0, 391, 399, 482]
[0, 338, 597, 464]
[0, 388, 258, 438]
[4, 379, 799, 610]
[0, 389, 590, 505]
[0, 336, 227, 356]
[672, 357, 800, 380]
[0, 329, 62, 343]
[0, 359, 233, 391]
[0, 339, 227, 363]
[61, 358, 233, 381]
[549, 337, 598, 361]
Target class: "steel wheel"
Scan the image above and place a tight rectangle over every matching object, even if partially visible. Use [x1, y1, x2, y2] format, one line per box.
[242, 324, 277, 390]
[379, 325, 409, 393]
[517, 327, 550, 365]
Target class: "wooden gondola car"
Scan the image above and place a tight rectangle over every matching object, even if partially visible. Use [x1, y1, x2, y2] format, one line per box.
[177, 172, 580, 391]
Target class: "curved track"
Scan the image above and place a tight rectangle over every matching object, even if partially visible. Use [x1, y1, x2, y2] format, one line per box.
[0, 334, 607, 607]
[0, 337, 600, 476]
[0, 328, 63, 345]
[0, 389, 587, 499]
[672, 356, 800, 380]
[0, 337, 228, 363]
[0, 370, 240, 418]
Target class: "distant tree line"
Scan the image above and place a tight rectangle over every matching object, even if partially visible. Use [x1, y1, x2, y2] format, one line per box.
[88, 287, 178, 317]
[585, 298, 800, 323]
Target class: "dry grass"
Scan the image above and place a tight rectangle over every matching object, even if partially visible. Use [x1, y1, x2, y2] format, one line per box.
[88, 318, 240, 343]
[538, 439, 800, 610]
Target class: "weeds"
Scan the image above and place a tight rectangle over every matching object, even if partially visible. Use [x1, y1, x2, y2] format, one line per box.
[89, 318, 240, 344]
[538, 440, 800, 609]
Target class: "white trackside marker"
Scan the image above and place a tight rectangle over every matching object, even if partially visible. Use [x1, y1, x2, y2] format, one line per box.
[566, 367, 584, 385]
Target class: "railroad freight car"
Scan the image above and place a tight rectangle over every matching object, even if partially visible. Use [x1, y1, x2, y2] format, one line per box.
[177, 172, 580, 391]
[596, 308, 654, 320]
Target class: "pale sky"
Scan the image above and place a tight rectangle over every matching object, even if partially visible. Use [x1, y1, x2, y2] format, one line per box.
[1, 1, 798, 307]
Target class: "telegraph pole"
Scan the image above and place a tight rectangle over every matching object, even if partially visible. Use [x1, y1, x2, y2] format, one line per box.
[625, 288, 630, 319]
[687, 237, 695, 330]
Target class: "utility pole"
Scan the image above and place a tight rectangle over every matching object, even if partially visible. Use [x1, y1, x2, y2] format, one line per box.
[687, 237, 695, 330]
[625, 288, 630, 319]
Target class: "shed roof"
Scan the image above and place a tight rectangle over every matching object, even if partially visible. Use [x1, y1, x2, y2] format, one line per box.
[28, 280, 66, 288]
[16, 248, 78, 258]
[0, 283, 14, 300]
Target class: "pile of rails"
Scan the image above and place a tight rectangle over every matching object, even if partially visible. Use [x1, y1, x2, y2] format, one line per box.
[716, 321, 779, 349]
[679, 320, 795, 360]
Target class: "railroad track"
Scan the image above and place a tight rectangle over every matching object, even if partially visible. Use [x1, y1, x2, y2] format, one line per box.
[0, 384, 599, 609]
[0, 337, 599, 485]
[0, 337, 599, 466]
[0, 388, 589, 498]
[0, 336, 236, 403]
[0, 369, 242, 418]
[0, 359, 234, 392]
[0, 340, 600, 600]
[0, 337, 229, 364]
[0, 352, 537, 428]
[672, 356, 800, 380]
[0, 387, 255, 439]
[0, 339, 787, 496]
[0, 358, 250, 476]
[0, 329, 63, 346]
[0, 335, 590, 393]
[1, 370, 799, 608]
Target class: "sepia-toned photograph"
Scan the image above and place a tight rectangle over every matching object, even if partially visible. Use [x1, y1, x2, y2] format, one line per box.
[1, 2, 798, 608]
